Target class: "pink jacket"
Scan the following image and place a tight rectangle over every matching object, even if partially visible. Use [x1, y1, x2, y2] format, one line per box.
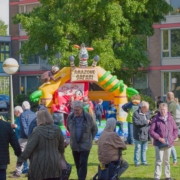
[149, 112, 178, 146]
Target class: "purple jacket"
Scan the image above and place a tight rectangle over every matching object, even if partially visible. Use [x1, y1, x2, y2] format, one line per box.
[149, 112, 178, 147]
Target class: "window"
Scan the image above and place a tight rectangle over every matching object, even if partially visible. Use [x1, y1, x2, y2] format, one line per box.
[163, 72, 169, 95]
[0, 77, 9, 95]
[133, 73, 148, 90]
[19, 3, 39, 13]
[0, 42, 10, 62]
[163, 71, 180, 100]
[20, 76, 41, 94]
[19, 41, 39, 64]
[162, 29, 180, 57]
[170, 0, 180, 15]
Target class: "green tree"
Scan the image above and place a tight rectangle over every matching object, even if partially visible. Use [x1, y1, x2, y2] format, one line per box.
[13, 0, 172, 83]
[0, 18, 8, 36]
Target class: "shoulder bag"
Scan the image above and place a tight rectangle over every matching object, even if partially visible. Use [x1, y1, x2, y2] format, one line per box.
[157, 121, 170, 149]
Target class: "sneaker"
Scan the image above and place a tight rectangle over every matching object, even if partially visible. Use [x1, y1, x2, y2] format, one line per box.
[9, 172, 21, 178]
[142, 163, 150, 166]
[165, 178, 173, 180]
[172, 162, 177, 166]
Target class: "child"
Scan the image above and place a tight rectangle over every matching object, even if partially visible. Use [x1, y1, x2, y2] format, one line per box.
[37, 99, 47, 111]
[122, 94, 141, 144]
[106, 101, 124, 136]
[95, 99, 103, 126]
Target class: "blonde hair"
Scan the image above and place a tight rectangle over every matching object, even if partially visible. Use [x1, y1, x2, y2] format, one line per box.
[98, 99, 103, 103]
[37, 110, 54, 126]
[174, 98, 179, 104]
[131, 94, 141, 101]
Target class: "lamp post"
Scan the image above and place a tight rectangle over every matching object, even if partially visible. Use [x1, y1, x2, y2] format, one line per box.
[2, 58, 19, 124]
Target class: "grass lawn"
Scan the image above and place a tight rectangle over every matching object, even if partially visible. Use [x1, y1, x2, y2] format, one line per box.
[7, 141, 180, 180]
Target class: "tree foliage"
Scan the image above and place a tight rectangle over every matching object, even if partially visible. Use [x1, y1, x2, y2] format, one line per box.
[13, 0, 172, 83]
[0, 19, 8, 36]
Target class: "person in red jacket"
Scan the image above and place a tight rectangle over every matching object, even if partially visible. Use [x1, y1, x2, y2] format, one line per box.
[149, 103, 178, 180]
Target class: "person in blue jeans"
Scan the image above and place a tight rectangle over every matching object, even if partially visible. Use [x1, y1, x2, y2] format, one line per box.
[95, 99, 103, 126]
[11, 106, 29, 174]
[122, 94, 141, 144]
[132, 101, 151, 166]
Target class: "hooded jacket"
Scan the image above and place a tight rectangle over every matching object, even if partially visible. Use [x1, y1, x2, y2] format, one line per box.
[98, 128, 126, 164]
[18, 124, 64, 180]
[149, 112, 178, 146]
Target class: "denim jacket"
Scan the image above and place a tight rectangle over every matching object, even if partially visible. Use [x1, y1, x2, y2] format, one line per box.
[19, 109, 37, 139]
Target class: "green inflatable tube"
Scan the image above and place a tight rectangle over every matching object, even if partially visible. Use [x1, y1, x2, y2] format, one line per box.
[30, 90, 42, 102]
[103, 75, 117, 89]
[109, 80, 122, 92]
[120, 82, 125, 92]
[126, 87, 139, 98]
[99, 71, 111, 83]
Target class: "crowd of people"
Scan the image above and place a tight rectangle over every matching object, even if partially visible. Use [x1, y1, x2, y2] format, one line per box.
[0, 91, 179, 180]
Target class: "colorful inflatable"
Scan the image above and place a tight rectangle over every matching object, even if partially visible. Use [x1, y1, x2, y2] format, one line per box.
[30, 43, 139, 137]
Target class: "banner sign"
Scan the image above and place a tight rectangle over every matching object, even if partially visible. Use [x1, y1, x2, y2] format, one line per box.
[71, 68, 98, 82]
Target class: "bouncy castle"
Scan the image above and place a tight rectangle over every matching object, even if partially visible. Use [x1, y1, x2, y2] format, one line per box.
[30, 43, 138, 137]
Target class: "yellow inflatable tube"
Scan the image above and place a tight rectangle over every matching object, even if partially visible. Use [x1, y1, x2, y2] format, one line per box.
[38, 67, 70, 111]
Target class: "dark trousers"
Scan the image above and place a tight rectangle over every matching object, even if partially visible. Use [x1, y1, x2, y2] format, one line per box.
[96, 113, 102, 126]
[118, 160, 129, 178]
[43, 178, 60, 180]
[0, 169, 6, 180]
[72, 150, 90, 180]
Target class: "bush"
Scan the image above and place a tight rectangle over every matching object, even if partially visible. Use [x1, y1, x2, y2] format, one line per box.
[14, 93, 38, 112]
[140, 94, 156, 111]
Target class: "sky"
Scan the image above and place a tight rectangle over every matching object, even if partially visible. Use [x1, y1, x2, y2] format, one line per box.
[0, 0, 9, 35]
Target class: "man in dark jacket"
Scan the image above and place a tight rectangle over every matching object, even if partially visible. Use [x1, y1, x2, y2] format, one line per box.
[67, 100, 98, 180]
[10, 101, 37, 178]
[133, 101, 151, 167]
[0, 119, 21, 180]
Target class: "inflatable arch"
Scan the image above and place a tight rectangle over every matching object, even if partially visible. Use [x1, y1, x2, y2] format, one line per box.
[30, 66, 138, 122]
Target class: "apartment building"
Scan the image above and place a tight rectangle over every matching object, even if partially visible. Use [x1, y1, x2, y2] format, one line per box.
[9, 0, 51, 95]
[132, 0, 180, 101]
[0, 36, 11, 94]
